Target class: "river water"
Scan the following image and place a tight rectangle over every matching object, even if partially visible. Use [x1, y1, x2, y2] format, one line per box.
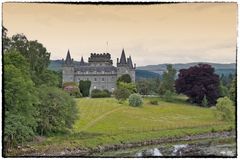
[92, 137, 236, 157]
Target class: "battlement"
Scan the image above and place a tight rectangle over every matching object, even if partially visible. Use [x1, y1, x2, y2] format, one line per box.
[88, 53, 113, 64]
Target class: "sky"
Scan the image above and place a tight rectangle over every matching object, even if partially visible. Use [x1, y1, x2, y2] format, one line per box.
[3, 3, 237, 66]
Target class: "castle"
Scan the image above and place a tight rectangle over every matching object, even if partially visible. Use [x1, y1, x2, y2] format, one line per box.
[62, 49, 136, 92]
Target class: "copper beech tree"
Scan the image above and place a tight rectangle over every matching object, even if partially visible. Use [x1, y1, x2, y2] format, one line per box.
[175, 64, 220, 106]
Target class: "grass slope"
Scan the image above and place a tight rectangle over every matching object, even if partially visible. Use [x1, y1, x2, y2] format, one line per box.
[33, 97, 233, 153]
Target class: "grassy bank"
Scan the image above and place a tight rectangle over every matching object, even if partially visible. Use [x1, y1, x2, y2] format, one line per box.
[13, 97, 234, 155]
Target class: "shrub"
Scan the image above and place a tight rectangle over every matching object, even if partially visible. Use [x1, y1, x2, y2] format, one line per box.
[129, 93, 143, 107]
[79, 80, 91, 97]
[91, 89, 111, 98]
[164, 90, 174, 102]
[201, 95, 208, 107]
[215, 97, 235, 122]
[113, 88, 130, 102]
[103, 89, 111, 97]
[118, 82, 137, 94]
[150, 100, 158, 105]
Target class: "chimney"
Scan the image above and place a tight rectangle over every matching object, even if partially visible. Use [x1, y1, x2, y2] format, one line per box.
[134, 63, 136, 69]
[117, 58, 119, 64]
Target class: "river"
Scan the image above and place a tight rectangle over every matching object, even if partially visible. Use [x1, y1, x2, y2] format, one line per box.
[91, 137, 236, 157]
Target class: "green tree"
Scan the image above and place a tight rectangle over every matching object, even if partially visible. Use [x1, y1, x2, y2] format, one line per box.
[137, 78, 161, 95]
[37, 86, 77, 135]
[113, 88, 130, 103]
[4, 52, 38, 149]
[2, 26, 10, 52]
[219, 81, 229, 97]
[117, 74, 132, 84]
[229, 77, 236, 104]
[10, 34, 51, 85]
[136, 80, 149, 95]
[159, 64, 176, 95]
[79, 80, 91, 97]
[163, 90, 174, 102]
[201, 95, 208, 107]
[118, 82, 137, 94]
[215, 97, 235, 122]
[34, 70, 60, 87]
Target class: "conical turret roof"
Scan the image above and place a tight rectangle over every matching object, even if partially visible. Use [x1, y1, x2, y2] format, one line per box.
[120, 48, 127, 64]
[127, 56, 133, 69]
[65, 50, 73, 65]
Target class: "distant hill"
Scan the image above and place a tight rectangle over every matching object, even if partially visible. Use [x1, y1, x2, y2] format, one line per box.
[136, 70, 161, 80]
[137, 62, 236, 76]
[48, 60, 63, 71]
[48, 60, 236, 80]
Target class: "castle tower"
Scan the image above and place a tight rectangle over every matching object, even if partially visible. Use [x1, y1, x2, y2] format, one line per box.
[62, 50, 74, 84]
[79, 56, 85, 66]
[117, 49, 136, 82]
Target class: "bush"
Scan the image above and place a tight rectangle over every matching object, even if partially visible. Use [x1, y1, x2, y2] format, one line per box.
[163, 90, 174, 102]
[215, 97, 235, 122]
[118, 82, 137, 94]
[91, 89, 111, 98]
[129, 94, 143, 107]
[113, 88, 130, 102]
[103, 89, 111, 97]
[201, 95, 208, 107]
[150, 100, 158, 105]
[79, 80, 91, 97]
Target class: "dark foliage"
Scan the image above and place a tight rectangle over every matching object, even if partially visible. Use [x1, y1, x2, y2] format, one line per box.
[175, 64, 220, 106]
[79, 80, 91, 97]
[91, 89, 111, 98]
[117, 74, 132, 84]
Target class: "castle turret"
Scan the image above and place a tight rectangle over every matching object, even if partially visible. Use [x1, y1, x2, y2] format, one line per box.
[62, 50, 74, 84]
[120, 49, 127, 64]
[117, 48, 136, 82]
[127, 56, 133, 69]
[80, 56, 85, 66]
[65, 49, 74, 66]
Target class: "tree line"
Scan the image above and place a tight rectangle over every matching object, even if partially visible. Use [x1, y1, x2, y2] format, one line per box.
[136, 64, 236, 106]
[3, 27, 77, 152]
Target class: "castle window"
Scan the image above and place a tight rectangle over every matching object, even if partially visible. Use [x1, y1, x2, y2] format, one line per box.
[94, 78, 97, 82]
[102, 78, 104, 82]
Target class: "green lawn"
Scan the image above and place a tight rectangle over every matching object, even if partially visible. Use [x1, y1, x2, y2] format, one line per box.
[32, 97, 234, 153]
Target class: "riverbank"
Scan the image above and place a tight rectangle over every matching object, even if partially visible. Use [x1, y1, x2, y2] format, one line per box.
[11, 130, 236, 157]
